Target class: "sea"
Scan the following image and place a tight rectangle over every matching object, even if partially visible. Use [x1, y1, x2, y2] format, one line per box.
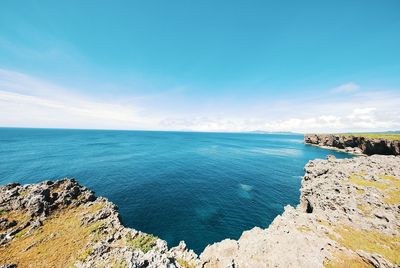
[0, 128, 352, 253]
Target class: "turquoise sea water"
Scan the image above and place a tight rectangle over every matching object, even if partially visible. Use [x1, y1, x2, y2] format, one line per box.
[0, 128, 351, 253]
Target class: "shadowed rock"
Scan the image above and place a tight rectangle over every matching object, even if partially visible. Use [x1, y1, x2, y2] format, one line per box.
[304, 134, 400, 155]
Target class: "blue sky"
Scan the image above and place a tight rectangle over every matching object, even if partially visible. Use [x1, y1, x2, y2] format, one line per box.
[1, 0, 400, 132]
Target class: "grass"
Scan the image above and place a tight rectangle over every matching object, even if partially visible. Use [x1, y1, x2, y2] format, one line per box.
[324, 251, 372, 268]
[126, 233, 157, 253]
[176, 258, 196, 268]
[355, 188, 364, 195]
[335, 133, 400, 140]
[1, 210, 30, 232]
[297, 225, 312, 233]
[19, 190, 28, 197]
[349, 174, 390, 191]
[384, 189, 400, 204]
[78, 247, 94, 261]
[357, 204, 373, 215]
[0, 204, 107, 267]
[328, 225, 400, 265]
[14, 228, 28, 239]
[378, 175, 400, 204]
[112, 259, 128, 268]
[317, 218, 332, 228]
[0, 209, 8, 216]
[349, 174, 400, 204]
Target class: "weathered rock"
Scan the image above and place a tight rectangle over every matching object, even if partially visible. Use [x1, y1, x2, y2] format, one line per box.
[200, 155, 400, 267]
[304, 134, 400, 155]
[0, 179, 197, 268]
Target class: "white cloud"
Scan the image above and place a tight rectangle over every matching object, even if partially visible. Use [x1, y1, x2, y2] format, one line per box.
[1, 69, 400, 133]
[0, 69, 158, 130]
[331, 82, 360, 93]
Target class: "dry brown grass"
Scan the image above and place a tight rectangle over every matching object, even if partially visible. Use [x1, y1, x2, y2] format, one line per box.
[0, 203, 106, 267]
[357, 204, 373, 216]
[324, 251, 372, 268]
[327, 225, 400, 265]
[1, 210, 30, 232]
[176, 258, 196, 268]
[336, 133, 400, 141]
[349, 173, 400, 205]
[297, 225, 312, 233]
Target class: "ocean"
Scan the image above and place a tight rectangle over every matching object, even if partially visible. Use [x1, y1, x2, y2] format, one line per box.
[0, 128, 351, 253]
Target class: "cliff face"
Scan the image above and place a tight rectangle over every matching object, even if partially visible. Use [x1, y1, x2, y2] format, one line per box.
[0, 179, 199, 268]
[304, 134, 400, 155]
[200, 155, 400, 267]
[1, 155, 399, 268]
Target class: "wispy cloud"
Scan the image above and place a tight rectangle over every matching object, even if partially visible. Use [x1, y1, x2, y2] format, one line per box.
[331, 82, 360, 93]
[1, 69, 400, 133]
[0, 69, 158, 130]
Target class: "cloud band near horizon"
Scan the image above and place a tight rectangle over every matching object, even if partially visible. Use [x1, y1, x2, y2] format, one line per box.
[1, 68, 399, 133]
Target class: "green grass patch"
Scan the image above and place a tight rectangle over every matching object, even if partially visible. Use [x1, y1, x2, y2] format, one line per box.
[176, 258, 196, 268]
[126, 233, 157, 253]
[78, 247, 93, 261]
[0, 209, 8, 216]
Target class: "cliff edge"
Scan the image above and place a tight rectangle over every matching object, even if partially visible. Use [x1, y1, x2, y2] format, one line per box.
[1, 155, 399, 267]
[200, 155, 400, 267]
[304, 134, 400, 155]
[0, 179, 199, 268]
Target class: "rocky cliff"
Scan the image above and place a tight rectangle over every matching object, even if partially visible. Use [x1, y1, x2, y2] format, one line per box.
[200, 155, 400, 267]
[0, 179, 199, 268]
[304, 134, 400, 155]
[1, 155, 399, 267]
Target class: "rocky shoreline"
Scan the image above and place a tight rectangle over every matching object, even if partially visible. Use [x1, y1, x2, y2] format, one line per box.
[0, 179, 199, 268]
[200, 155, 400, 267]
[1, 155, 399, 267]
[304, 134, 400, 156]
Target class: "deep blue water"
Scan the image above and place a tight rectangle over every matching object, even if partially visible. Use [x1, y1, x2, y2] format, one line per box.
[0, 128, 351, 253]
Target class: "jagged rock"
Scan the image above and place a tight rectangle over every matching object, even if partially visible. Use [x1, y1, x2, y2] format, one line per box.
[0, 179, 196, 267]
[200, 155, 400, 267]
[304, 134, 400, 155]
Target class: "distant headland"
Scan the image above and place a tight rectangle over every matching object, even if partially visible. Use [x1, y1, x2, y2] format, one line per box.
[305, 133, 400, 156]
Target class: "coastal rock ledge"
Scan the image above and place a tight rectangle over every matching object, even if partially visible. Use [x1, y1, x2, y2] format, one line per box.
[304, 134, 400, 155]
[1, 155, 400, 267]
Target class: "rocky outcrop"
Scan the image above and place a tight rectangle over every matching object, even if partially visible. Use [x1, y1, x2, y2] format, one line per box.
[0, 179, 199, 268]
[1, 155, 399, 267]
[304, 134, 400, 155]
[200, 155, 400, 267]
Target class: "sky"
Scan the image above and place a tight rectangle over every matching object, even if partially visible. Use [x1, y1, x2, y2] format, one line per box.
[1, 0, 400, 133]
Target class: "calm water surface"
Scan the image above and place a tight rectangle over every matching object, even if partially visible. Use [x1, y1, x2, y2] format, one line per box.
[0, 128, 351, 253]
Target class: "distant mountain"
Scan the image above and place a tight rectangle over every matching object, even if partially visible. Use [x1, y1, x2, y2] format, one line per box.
[247, 130, 301, 135]
[383, 130, 400, 134]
